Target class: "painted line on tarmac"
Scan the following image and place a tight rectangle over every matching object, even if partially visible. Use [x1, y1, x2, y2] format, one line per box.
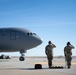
[33, 62, 76, 65]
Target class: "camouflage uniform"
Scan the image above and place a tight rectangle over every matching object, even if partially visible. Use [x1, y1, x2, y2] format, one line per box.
[64, 42, 75, 68]
[45, 41, 56, 68]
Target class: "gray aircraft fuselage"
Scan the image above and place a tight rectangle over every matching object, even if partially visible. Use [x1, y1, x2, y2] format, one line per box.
[0, 28, 43, 53]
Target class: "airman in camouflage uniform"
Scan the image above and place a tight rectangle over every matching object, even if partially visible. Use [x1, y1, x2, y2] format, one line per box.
[45, 41, 56, 68]
[64, 42, 75, 68]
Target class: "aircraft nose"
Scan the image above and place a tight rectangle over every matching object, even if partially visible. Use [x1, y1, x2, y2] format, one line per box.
[36, 37, 43, 46]
[39, 38, 43, 44]
[29, 36, 43, 48]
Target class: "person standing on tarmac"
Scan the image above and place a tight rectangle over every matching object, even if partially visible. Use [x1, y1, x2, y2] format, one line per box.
[64, 42, 75, 68]
[45, 41, 56, 68]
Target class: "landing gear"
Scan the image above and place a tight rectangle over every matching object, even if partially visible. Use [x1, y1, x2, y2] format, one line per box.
[19, 50, 26, 61]
[19, 56, 25, 61]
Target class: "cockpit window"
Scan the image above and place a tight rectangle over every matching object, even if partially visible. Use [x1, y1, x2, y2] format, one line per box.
[27, 33, 30, 35]
[30, 33, 33, 35]
[27, 32, 36, 36]
[33, 33, 36, 35]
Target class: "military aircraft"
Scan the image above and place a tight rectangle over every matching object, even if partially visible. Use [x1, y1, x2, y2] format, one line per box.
[0, 28, 43, 61]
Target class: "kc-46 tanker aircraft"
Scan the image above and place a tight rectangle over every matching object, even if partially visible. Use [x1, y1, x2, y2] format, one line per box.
[0, 28, 43, 61]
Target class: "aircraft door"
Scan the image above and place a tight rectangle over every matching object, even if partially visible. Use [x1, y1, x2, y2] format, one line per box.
[10, 31, 16, 40]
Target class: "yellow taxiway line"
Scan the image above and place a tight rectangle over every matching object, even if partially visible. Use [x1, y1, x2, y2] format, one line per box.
[33, 62, 76, 65]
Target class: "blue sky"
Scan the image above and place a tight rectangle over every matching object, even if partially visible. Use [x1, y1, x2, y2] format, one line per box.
[0, 0, 76, 56]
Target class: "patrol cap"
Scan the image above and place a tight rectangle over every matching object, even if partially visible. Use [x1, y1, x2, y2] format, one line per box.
[67, 42, 71, 45]
[48, 41, 52, 44]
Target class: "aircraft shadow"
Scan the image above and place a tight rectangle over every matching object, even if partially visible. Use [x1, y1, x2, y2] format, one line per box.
[0, 67, 50, 70]
[0, 67, 64, 71]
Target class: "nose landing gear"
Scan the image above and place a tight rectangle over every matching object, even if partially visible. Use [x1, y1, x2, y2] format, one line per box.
[19, 56, 25, 61]
[19, 50, 26, 61]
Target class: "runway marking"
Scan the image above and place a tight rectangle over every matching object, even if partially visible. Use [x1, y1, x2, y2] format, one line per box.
[72, 62, 76, 64]
[33, 62, 76, 65]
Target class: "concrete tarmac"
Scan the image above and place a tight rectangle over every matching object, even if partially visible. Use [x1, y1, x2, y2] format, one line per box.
[0, 56, 76, 75]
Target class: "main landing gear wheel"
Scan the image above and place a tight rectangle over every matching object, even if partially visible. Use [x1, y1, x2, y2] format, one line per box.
[19, 56, 25, 61]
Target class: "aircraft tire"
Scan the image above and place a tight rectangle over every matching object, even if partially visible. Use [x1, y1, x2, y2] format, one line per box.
[19, 57, 25, 61]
